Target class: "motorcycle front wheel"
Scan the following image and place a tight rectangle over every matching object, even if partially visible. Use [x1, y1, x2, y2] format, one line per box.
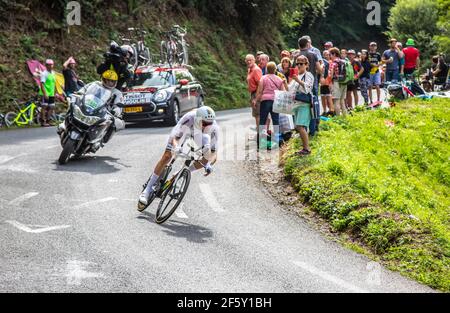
[58, 138, 76, 165]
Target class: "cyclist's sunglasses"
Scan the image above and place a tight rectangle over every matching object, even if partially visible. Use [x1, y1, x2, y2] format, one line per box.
[296, 63, 307, 66]
[202, 121, 213, 127]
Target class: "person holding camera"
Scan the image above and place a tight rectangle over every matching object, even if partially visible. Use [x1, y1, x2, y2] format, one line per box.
[97, 42, 135, 91]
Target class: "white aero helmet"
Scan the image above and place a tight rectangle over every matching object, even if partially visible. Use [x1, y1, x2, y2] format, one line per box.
[195, 106, 216, 129]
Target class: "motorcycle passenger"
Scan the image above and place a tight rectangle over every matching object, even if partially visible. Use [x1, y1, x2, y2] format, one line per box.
[137, 106, 220, 211]
[97, 42, 134, 91]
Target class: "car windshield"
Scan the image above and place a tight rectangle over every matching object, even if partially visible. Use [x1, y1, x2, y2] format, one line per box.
[133, 71, 173, 87]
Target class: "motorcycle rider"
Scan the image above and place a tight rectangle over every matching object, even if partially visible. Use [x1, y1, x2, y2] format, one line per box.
[137, 106, 219, 211]
[58, 68, 125, 142]
[97, 42, 135, 91]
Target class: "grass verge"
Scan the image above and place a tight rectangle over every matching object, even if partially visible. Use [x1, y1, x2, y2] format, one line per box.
[282, 98, 450, 291]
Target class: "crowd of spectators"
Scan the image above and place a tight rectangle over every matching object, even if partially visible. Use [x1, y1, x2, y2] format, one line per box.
[245, 36, 445, 156]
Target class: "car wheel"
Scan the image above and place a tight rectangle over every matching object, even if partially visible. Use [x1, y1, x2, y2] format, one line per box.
[166, 100, 180, 126]
[197, 96, 204, 108]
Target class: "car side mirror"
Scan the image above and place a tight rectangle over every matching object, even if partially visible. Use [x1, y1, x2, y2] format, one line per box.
[179, 79, 189, 86]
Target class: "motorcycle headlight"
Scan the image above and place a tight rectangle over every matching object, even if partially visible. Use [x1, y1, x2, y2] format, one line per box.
[73, 105, 101, 126]
[153, 90, 169, 102]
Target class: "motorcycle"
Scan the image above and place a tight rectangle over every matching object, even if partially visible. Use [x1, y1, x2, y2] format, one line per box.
[57, 83, 119, 165]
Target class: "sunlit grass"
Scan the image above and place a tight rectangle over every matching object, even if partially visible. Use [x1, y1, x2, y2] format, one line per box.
[284, 98, 450, 291]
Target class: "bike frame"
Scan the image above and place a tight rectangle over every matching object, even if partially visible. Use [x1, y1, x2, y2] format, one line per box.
[160, 139, 206, 194]
[13, 101, 37, 126]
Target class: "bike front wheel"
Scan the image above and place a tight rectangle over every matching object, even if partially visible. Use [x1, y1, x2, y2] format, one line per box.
[155, 168, 191, 224]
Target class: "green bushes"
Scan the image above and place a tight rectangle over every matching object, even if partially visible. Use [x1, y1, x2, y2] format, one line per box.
[283, 98, 450, 291]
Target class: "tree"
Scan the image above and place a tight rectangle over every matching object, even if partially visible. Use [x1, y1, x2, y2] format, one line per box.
[386, 0, 439, 67]
[434, 0, 450, 57]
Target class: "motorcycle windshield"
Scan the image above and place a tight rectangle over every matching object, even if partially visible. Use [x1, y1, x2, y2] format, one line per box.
[82, 84, 111, 114]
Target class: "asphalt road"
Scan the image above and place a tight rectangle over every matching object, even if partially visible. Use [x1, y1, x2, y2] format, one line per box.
[0, 108, 434, 293]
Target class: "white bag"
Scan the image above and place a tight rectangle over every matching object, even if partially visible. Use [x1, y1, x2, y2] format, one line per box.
[273, 90, 296, 115]
[279, 114, 295, 133]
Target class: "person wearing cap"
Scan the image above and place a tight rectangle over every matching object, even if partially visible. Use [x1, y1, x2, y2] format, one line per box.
[63, 56, 82, 96]
[368, 42, 382, 103]
[324, 42, 333, 50]
[39, 59, 57, 127]
[382, 38, 404, 83]
[403, 39, 420, 77]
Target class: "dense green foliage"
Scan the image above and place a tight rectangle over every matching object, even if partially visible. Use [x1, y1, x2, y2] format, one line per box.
[435, 0, 450, 57]
[283, 98, 450, 291]
[386, 0, 440, 69]
[285, 0, 395, 50]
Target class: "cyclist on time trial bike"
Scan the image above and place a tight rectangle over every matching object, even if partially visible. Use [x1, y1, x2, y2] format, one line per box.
[137, 106, 220, 211]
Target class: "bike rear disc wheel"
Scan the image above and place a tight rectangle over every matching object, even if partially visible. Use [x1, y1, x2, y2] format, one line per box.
[155, 169, 191, 224]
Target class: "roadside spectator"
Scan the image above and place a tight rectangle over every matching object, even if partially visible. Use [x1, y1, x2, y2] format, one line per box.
[324, 41, 333, 50]
[63, 57, 82, 96]
[320, 50, 334, 116]
[382, 38, 404, 83]
[346, 49, 364, 110]
[246, 54, 263, 133]
[329, 48, 347, 116]
[280, 50, 291, 61]
[298, 37, 321, 135]
[39, 59, 57, 127]
[255, 62, 286, 149]
[277, 57, 292, 83]
[256, 51, 264, 66]
[359, 50, 371, 105]
[259, 54, 270, 75]
[432, 55, 449, 87]
[303, 35, 323, 64]
[341, 49, 348, 61]
[403, 39, 420, 77]
[368, 42, 382, 103]
[290, 55, 314, 156]
[396, 42, 405, 78]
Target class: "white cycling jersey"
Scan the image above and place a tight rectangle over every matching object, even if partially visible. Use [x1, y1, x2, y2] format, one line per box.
[167, 110, 219, 152]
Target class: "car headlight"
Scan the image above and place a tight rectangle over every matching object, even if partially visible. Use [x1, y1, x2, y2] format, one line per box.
[153, 90, 169, 102]
[73, 105, 101, 126]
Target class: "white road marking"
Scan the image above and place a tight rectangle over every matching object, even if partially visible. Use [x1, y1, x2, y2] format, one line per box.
[72, 197, 117, 209]
[199, 184, 224, 212]
[45, 145, 60, 150]
[65, 261, 104, 286]
[292, 261, 370, 293]
[5, 220, 71, 233]
[0, 153, 28, 165]
[0, 164, 37, 173]
[175, 202, 189, 219]
[8, 192, 39, 206]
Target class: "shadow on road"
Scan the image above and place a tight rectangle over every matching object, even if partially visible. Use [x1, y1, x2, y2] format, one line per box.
[52, 156, 131, 174]
[137, 211, 213, 244]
